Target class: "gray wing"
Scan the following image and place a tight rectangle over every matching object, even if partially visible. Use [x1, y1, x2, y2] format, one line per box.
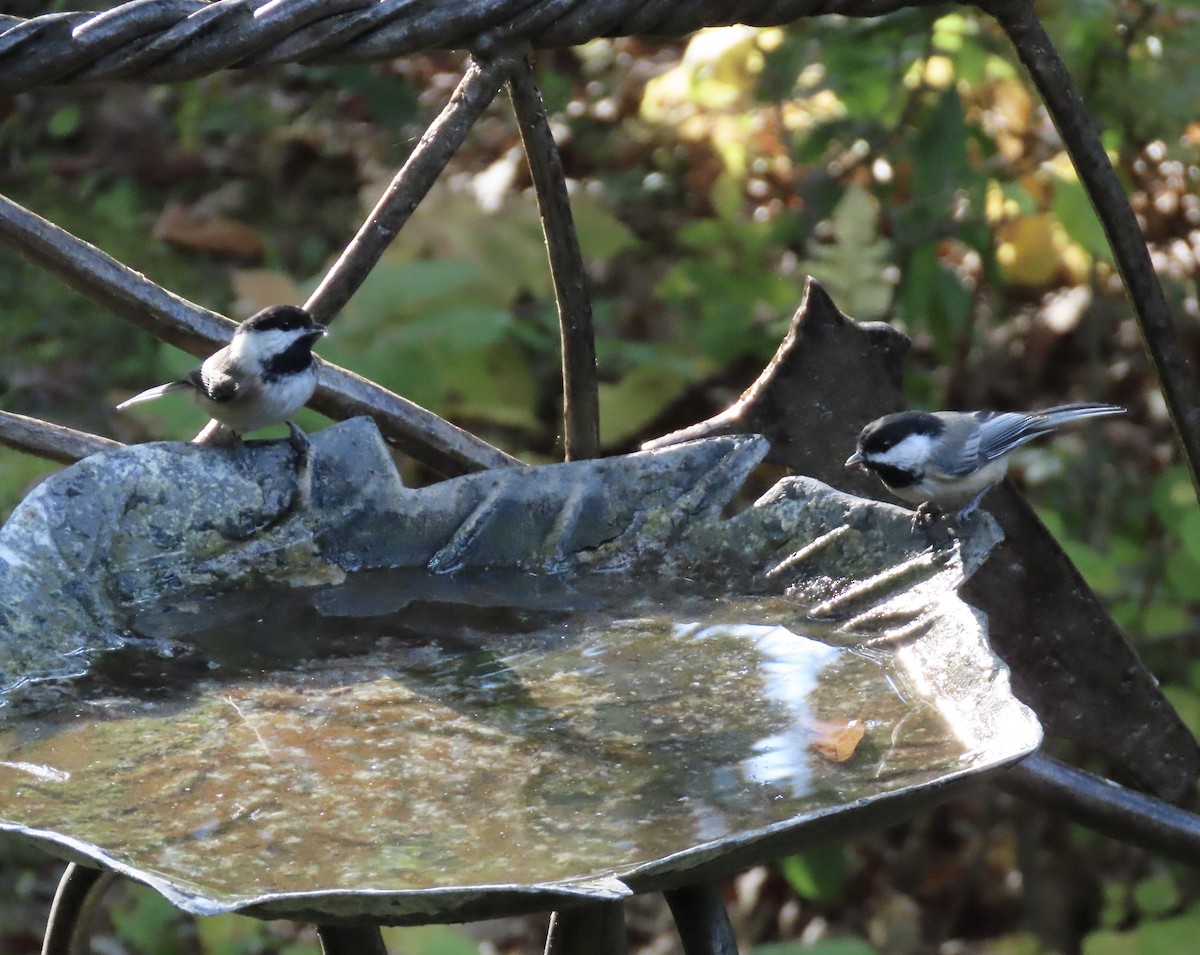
[927, 411, 1036, 478]
[971, 411, 1049, 461]
[191, 350, 241, 403]
[933, 404, 1124, 476]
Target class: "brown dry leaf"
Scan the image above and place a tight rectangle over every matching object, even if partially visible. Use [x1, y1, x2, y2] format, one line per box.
[809, 718, 866, 763]
[153, 202, 266, 261]
[231, 269, 306, 317]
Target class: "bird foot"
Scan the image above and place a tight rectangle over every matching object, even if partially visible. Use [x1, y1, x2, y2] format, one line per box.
[955, 503, 979, 524]
[193, 419, 241, 449]
[913, 502, 957, 554]
[953, 489, 990, 525]
[286, 421, 313, 512]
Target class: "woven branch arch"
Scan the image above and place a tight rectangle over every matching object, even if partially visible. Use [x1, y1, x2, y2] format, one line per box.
[0, 0, 937, 90]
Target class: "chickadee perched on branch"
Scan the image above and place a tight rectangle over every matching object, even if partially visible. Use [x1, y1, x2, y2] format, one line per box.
[846, 403, 1126, 523]
[117, 304, 327, 443]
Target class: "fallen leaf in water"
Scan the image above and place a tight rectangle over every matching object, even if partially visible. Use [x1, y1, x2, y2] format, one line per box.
[810, 719, 865, 763]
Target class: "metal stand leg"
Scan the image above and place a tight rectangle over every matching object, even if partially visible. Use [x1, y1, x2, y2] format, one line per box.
[545, 901, 628, 955]
[42, 864, 116, 955]
[665, 883, 740, 955]
[317, 924, 390, 955]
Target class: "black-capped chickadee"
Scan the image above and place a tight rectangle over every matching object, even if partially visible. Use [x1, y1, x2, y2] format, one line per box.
[117, 304, 327, 441]
[845, 403, 1125, 521]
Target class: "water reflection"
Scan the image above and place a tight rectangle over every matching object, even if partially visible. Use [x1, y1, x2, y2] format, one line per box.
[719, 624, 840, 795]
[0, 569, 1034, 911]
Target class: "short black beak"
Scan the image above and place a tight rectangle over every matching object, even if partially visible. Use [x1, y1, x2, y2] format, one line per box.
[845, 451, 865, 469]
[306, 323, 328, 340]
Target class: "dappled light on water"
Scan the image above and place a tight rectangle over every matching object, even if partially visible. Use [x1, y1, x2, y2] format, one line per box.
[0, 572, 1039, 921]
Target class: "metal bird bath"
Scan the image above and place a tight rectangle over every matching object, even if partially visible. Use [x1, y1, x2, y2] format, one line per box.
[0, 419, 1040, 925]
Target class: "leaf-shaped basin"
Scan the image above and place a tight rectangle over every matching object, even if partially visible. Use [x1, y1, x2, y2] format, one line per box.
[0, 419, 1040, 924]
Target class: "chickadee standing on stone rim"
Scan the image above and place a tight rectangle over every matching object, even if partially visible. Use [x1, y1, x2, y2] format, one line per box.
[116, 304, 327, 444]
[845, 403, 1126, 522]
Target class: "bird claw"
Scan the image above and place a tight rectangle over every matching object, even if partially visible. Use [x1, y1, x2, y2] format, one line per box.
[913, 501, 945, 532]
[193, 420, 241, 449]
[286, 421, 313, 512]
[913, 502, 957, 554]
[953, 488, 990, 525]
[286, 421, 310, 456]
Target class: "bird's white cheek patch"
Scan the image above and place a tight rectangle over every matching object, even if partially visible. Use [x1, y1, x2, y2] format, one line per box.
[229, 328, 302, 364]
[872, 433, 936, 472]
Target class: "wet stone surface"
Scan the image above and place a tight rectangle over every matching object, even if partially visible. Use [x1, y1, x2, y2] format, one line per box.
[0, 420, 1040, 923]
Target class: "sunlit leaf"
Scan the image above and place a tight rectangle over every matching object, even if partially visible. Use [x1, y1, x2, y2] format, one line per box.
[47, 104, 82, 138]
[1164, 548, 1200, 603]
[780, 843, 847, 902]
[1081, 930, 1138, 955]
[381, 924, 480, 955]
[1052, 175, 1111, 262]
[1139, 907, 1200, 954]
[110, 885, 185, 955]
[752, 940, 880, 955]
[983, 77, 1034, 162]
[711, 171, 745, 223]
[898, 243, 971, 361]
[1178, 510, 1200, 568]
[802, 185, 893, 320]
[818, 17, 922, 121]
[1151, 466, 1196, 526]
[642, 26, 767, 121]
[995, 214, 1063, 288]
[598, 363, 689, 446]
[444, 342, 540, 431]
[195, 912, 285, 955]
[911, 89, 968, 205]
[572, 191, 640, 260]
[328, 64, 419, 127]
[89, 179, 142, 232]
[1133, 875, 1181, 919]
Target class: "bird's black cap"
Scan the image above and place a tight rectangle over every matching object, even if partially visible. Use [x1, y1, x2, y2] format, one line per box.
[239, 304, 323, 335]
[857, 411, 944, 454]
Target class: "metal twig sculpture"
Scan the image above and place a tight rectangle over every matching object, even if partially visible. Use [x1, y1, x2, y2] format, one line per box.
[3, 3, 1200, 954]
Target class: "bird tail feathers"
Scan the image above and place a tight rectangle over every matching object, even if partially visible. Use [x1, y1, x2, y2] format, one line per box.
[115, 380, 192, 410]
[1036, 403, 1126, 427]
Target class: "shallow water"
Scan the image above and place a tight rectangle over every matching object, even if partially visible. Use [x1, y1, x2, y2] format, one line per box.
[0, 570, 1002, 908]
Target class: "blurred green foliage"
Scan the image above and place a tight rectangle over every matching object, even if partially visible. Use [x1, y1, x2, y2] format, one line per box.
[780, 845, 849, 905]
[752, 941, 879, 955]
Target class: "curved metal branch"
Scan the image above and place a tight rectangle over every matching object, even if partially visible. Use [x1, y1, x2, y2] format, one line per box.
[0, 193, 518, 475]
[988, 0, 1200, 501]
[665, 883, 739, 955]
[0, 0, 947, 90]
[316, 924, 389, 955]
[305, 55, 511, 326]
[509, 56, 600, 461]
[41, 864, 117, 955]
[1001, 753, 1200, 867]
[545, 902, 629, 955]
[0, 410, 122, 464]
